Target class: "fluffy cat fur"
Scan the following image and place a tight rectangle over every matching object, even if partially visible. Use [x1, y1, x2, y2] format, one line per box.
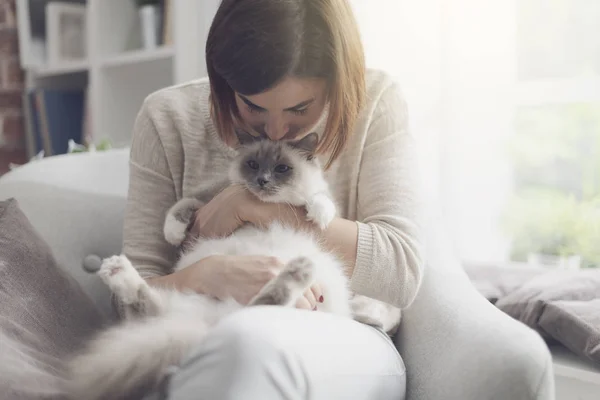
[64, 131, 400, 400]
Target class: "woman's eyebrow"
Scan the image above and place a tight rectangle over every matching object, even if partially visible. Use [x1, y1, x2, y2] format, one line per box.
[239, 95, 267, 111]
[238, 95, 315, 111]
[284, 98, 315, 111]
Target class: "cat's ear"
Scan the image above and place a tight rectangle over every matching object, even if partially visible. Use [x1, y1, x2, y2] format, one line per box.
[289, 132, 319, 156]
[235, 128, 260, 146]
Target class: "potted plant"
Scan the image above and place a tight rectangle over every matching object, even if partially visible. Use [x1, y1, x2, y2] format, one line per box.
[134, 0, 161, 49]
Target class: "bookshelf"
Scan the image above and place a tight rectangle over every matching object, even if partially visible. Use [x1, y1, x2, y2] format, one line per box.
[16, 0, 221, 155]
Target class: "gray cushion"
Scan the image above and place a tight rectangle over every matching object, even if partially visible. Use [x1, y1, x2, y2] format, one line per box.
[463, 263, 549, 304]
[539, 299, 600, 364]
[0, 198, 106, 398]
[494, 269, 600, 335]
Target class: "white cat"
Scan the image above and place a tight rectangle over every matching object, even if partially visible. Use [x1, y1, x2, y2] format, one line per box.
[65, 131, 399, 400]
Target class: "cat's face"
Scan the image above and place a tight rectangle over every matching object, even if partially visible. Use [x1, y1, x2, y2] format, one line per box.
[230, 130, 320, 202]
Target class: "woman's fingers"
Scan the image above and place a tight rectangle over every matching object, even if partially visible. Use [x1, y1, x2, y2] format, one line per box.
[310, 284, 323, 304]
[294, 285, 323, 311]
[295, 296, 312, 310]
[303, 288, 317, 310]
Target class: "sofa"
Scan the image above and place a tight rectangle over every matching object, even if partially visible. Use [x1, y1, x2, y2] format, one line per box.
[0, 149, 555, 399]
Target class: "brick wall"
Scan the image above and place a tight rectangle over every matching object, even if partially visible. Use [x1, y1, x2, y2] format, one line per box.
[0, 0, 26, 175]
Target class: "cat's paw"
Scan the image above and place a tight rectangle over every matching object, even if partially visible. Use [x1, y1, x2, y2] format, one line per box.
[306, 194, 336, 230]
[249, 286, 290, 306]
[98, 255, 145, 304]
[281, 256, 315, 288]
[164, 214, 189, 246]
[164, 198, 203, 246]
[249, 257, 315, 307]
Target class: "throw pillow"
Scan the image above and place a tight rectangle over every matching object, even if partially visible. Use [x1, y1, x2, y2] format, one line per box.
[495, 269, 600, 338]
[539, 299, 600, 365]
[0, 198, 106, 399]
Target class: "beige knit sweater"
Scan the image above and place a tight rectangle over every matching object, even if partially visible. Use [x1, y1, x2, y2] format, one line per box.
[122, 68, 425, 309]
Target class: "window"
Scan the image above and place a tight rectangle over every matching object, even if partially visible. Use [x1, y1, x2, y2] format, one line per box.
[504, 0, 600, 269]
[352, 0, 599, 269]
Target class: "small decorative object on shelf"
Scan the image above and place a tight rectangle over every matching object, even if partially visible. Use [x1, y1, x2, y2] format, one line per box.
[68, 139, 113, 154]
[45, 2, 88, 66]
[135, 0, 162, 49]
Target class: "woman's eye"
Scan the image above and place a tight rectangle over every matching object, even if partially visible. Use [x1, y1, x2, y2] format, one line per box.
[274, 164, 291, 173]
[246, 105, 265, 114]
[247, 160, 259, 170]
[291, 108, 309, 116]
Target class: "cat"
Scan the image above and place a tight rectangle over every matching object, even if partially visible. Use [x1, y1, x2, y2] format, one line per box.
[65, 131, 356, 400]
[65, 130, 401, 400]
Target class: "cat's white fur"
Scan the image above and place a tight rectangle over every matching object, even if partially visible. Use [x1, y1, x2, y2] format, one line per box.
[65, 136, 400, 400]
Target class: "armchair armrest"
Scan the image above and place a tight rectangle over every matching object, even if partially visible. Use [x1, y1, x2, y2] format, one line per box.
[0, 150, 130, 320]
[397, 204, 555, 400]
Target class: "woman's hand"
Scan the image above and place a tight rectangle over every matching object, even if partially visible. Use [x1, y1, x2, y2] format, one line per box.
[220, 255, 324, 310]
[189, 184, 311, 239]
[147, 254, 324, 310]
[296, 285, 324, 311]
[220, 255, 285, 305]
[188, 185, 250, 239]
[146, 254, 283, 303]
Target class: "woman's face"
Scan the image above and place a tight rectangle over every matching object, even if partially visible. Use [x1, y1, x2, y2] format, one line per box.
[234, 76, 327, 141]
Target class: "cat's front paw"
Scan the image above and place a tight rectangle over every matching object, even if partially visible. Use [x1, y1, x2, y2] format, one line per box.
[249, 257, 315, 307]
[98, 255, 145, 304]
[282, 256, 315, 288]
[306, 194, 336, 230]
[164, 198, 203, 247]
[164, 214, 188, 247]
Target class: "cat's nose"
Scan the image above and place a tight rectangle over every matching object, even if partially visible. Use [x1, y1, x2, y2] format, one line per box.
[257, 177, 269, 187]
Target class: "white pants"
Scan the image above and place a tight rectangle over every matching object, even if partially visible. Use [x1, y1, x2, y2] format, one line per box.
[154, 306, 406, 400]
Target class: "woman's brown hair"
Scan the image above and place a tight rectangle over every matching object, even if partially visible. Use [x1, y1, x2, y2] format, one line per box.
[205, 0, 366, 168]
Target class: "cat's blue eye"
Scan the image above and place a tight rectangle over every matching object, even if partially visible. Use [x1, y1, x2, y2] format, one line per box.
[274, 164, 291, 173]
[247, 160, 259, 170]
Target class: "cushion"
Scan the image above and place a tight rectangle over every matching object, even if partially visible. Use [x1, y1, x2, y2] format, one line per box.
[463, 263, 549, 304]
[539, 299, 600, 364]
[0, 198, 106, 399]
[494, 269, 600, 336]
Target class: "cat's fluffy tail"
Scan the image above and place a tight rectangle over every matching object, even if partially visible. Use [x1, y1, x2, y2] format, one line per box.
[0, 326, 67, 399]
[65, 315, 208, 400]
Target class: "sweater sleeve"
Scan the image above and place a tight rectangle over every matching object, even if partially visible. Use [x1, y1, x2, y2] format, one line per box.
[121, 98, 179, 280]
[350, 82, 426, 309]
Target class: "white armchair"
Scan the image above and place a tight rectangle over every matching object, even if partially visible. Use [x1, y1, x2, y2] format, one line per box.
[0, 149, 555, 399]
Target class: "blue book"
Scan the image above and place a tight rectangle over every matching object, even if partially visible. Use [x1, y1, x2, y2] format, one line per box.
[35, 88, 85, 156]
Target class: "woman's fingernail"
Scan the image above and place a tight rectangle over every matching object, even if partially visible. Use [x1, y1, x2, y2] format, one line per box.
[319, 295, 324, 303]
[313, 305, 317, 311]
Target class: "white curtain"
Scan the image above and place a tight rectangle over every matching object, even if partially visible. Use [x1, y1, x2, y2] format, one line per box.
[351, 0, 600, 267]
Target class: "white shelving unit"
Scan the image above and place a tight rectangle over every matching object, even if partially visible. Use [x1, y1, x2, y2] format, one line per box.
[16, 0, 221, 150]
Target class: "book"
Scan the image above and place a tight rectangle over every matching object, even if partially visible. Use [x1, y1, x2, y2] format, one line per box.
[24, 90, 45, 157]
[22, 88, 86, 157]
[22, 90, 38, 159]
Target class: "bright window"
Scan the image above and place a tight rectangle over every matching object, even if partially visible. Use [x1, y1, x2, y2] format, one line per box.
[352, 0, 600, 268]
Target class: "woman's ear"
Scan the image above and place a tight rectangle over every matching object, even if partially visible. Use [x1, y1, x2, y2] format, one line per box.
[289, 132, 319, 155]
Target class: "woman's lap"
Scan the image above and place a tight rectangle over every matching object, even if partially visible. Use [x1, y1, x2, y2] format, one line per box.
[153, 306, 406, 400]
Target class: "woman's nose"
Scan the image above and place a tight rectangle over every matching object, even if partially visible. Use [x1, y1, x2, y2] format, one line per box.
[264, 117, 289, 141]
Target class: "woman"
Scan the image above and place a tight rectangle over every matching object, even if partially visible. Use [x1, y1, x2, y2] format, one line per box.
[124, 0, 424, 398]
